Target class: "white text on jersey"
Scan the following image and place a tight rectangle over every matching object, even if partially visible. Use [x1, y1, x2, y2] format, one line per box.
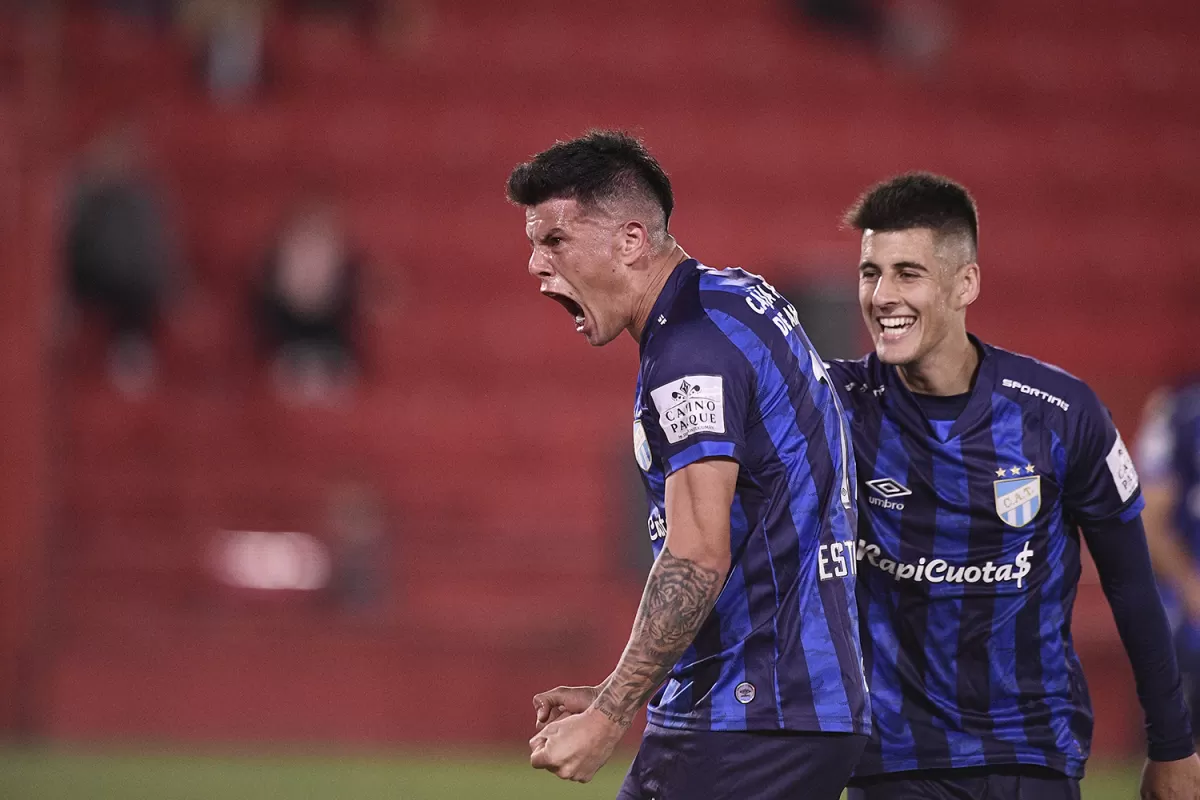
[744, 282, 801, 337]
[1001, 378, 1070, 411]
[856, 539, 1035, 589]
[818, 541, 858, 580]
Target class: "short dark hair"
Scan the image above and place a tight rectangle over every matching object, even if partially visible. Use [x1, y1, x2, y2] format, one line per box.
[843, 172, 978, 253]
[506, 130, 674, 228]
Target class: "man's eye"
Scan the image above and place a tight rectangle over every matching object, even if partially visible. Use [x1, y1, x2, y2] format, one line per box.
[547, 237, 562, 246]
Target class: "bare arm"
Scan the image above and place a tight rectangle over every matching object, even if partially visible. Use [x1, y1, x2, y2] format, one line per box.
[590, 457, 737, 729]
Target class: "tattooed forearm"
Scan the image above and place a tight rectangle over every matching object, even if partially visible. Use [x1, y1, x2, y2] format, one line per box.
[592, 545, 725, 729]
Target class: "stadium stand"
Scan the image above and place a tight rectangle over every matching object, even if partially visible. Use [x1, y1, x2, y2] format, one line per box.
[3, 0, 1196, 752]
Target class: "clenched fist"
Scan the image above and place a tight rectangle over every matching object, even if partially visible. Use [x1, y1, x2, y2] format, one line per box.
[529, 707, 624, 783]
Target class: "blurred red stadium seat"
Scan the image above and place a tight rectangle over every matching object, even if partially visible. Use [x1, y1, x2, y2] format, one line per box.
[37, 0, 1198, 749]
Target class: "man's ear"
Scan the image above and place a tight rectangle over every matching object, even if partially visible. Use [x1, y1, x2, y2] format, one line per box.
[618, 220, 651, 266]
[957, 262, 981, 309]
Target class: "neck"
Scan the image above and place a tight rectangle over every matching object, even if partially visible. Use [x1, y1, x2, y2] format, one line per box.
[629, 242, 689, 342]
[896, 331, 979, 396]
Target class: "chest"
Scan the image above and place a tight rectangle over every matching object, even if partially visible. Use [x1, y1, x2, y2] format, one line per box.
[854, 404, 1068, 538]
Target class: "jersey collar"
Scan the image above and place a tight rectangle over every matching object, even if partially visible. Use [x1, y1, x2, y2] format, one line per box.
[872, 334, 996, 442]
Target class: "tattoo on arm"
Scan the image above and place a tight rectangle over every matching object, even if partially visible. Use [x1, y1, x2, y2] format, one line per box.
[592, 545, 724, 729]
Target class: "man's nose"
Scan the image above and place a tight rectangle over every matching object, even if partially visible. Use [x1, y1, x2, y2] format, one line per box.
[872, 272, 900, 308]
[528, 249, 553, 279]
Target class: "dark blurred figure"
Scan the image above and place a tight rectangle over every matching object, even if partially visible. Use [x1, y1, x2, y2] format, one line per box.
[282, 0, 431, 53]
[99, 0, 176, 28]
[775, 272, 863, 361]
[254, 194, 361, 403]
[65, 121, 181, 395]
[799, 0, 883, 42]
[326, 480, 389, 616]
[1137, 379, 1200, 733]
[283, 0, 379, 34]
[789, 0, 952, 69]
[177, 0, 269, 104]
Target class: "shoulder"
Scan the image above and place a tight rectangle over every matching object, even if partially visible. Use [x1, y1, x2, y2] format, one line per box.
[989, 346, 1124, 467]
[825, 354, 882, 411]
[693, 264, 776, 317]
[692, 264, 809, 354]
[643, 283, 751, 379]
[695, 264, 762, 294]
[990, 345, 1103, 418]
[648, 264, 774, 357]
[647, 262, 746, 335]
[646, 314, 735, 366]
[826, 355, 872, 387]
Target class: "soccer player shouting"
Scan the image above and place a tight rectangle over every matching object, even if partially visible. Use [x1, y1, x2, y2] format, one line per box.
[827, 173, 1200, 800]
[508, 131, 868, 799]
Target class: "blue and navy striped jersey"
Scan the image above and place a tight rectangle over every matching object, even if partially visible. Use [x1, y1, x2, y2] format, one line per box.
[634, 259, 869, 734]
[1136, 378, 1200, 659]
[829, 339, 1144, 778]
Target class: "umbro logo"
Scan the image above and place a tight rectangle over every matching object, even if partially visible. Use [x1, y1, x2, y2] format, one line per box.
[866, 478, 909, 511]
[866, 478, 911, 498]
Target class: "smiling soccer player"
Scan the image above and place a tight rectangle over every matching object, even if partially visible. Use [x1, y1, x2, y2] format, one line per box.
[828, 173, 1200, 800]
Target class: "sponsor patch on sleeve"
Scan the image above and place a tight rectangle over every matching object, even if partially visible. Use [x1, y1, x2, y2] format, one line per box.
[649, 375, 725, 445]
[1106, 432, 1139, 503]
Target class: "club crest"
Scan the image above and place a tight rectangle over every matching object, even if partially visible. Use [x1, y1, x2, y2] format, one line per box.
[994, 475, 1041, 527]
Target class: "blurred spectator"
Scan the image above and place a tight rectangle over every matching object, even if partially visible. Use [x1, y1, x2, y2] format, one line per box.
[1137, 379, 1200, 729]
[775, 272, 863, 360]
[177, 0, 269, 104]
[789, 0, 952, 70]
[795, 0, 883, 43]
[99, 0, 175, 28]
[64, 120, 182, 395]
[282, 0, 431, 53]
[254, 193, 362, 403]
[326, 480, 389, 616]
[283, 0, 379, 35]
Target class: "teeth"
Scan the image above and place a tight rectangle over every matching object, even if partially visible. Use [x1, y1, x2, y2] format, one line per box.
[880, 317, 915, 330]
[575, 315, 586, 332]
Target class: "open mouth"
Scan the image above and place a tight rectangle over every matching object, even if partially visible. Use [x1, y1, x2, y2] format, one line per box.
[543, 291, 587, 333]
[878, 315, 916, 339]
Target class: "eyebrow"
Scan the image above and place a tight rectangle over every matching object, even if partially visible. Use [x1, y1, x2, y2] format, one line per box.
[528, 226, 565, 244]
[859, 260, 929, 274]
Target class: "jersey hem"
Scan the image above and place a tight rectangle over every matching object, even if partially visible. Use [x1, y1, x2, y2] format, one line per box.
[646, 709, 867, 735]
[851, 752, 1085, 780]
